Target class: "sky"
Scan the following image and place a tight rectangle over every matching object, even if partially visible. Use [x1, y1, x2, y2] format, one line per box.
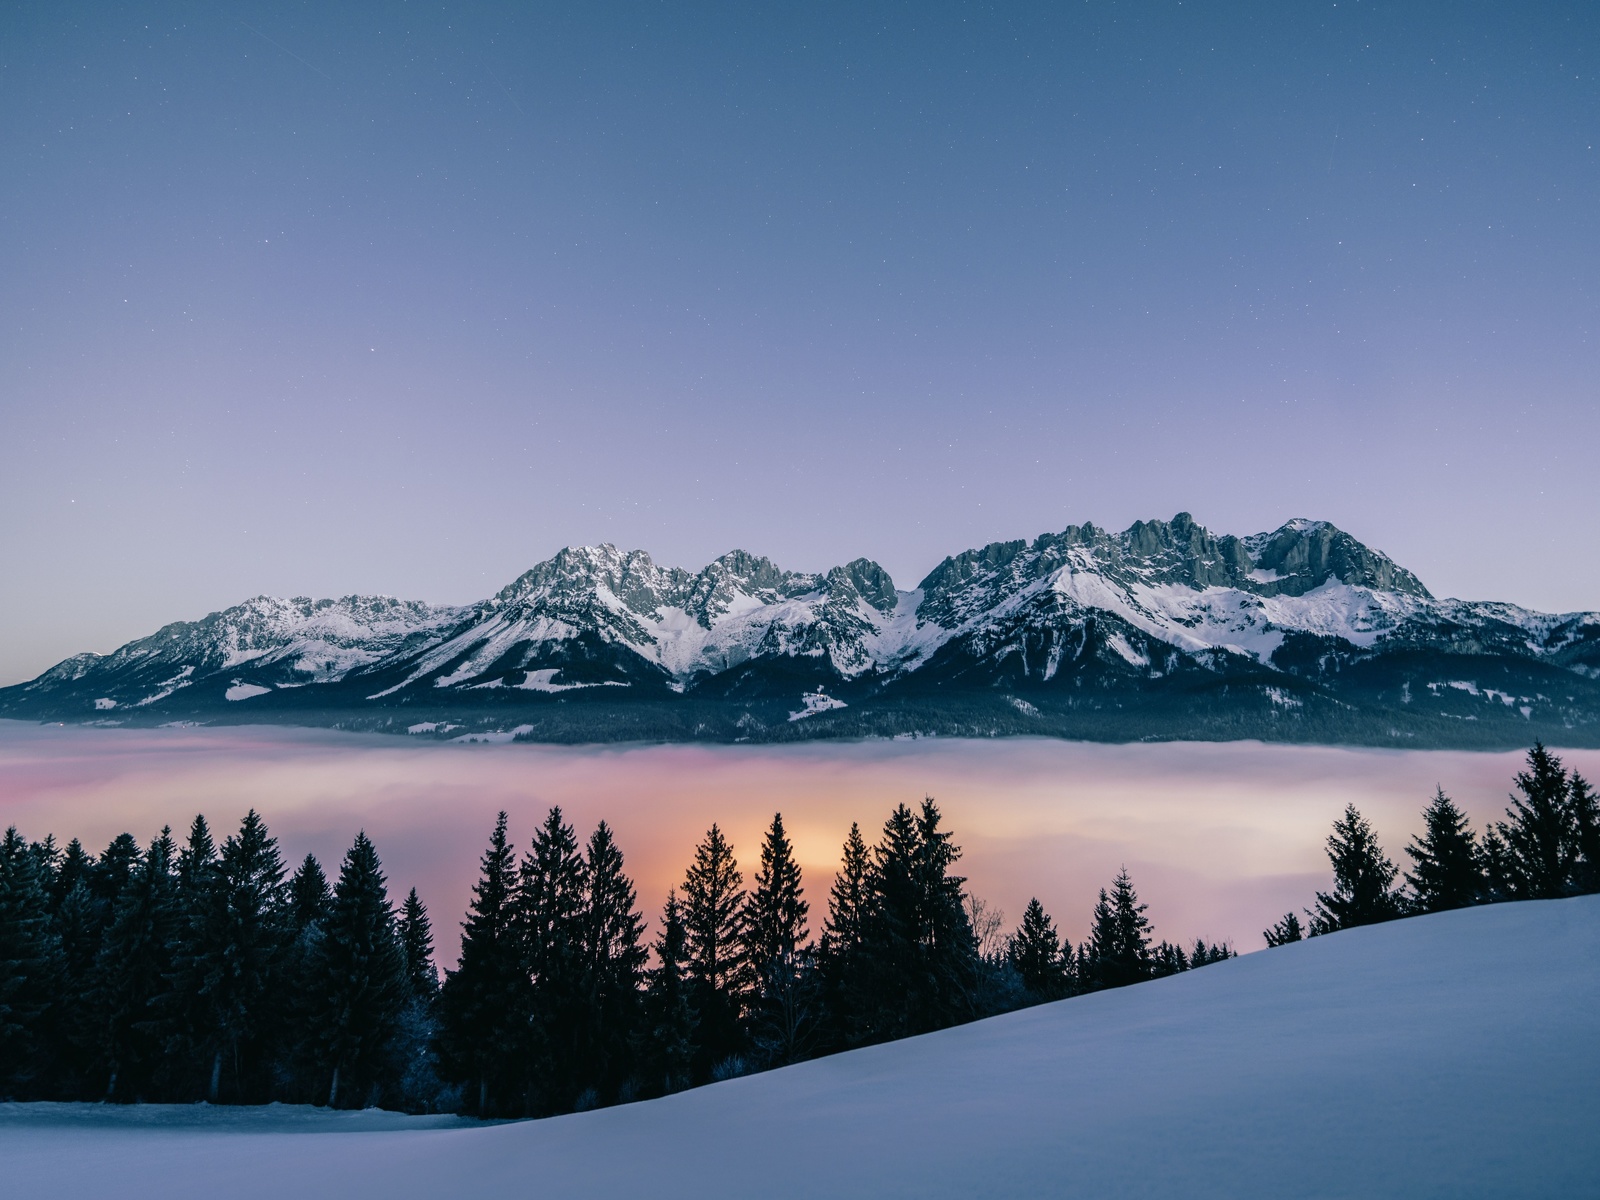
[2, 1, 1597, 686]
[7, 721, 1596, 955]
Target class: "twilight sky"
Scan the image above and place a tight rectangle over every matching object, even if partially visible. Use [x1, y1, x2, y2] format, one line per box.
[2, 1, 1597, 686]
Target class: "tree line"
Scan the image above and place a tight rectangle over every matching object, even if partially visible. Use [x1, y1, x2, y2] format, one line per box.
[0, 797, 1228, 1113]
[1263, 742, 1600, 947]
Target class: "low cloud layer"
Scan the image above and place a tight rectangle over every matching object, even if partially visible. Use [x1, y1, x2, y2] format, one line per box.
[4, 722, 1592, 958]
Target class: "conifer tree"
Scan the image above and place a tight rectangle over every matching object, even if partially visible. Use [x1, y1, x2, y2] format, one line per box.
[184, 810, 289, 1102]
[1404, 787, 1486, 912]
[289, 855, 332, 933]
[0, 827, 63, 1097]
[822, 822, 870, 960]
[1007, 898, 1068, 1001]
[680, 824, 747, 1075]
[1150, 940, 1189, 977]
[309, 832, 407, 1108]
[1478, 824, 1515, 902]
[398, 889, 438, 998]
[176, 816, 216, 895]
[745, 813, 808, 985]
[51, 838, 92, 912]
[577, 821, 646, 1101]
[514, 806, 589, 1113]
[1263, 912, 1303, 946]
[1190, 939, 1233, 966]
[1310, 804, 1402, 934]
[818, 822, 872, 1049]
[744, 814, 816, 1066]
[854, 800, 978, 1040]
[95, 828, 178, 1101]
[52, 877, 106, 1091]
[1570, 772, 1600, 895]
[1087, 869, 1153, 989]
[644, 892, 695, 1096]
[93, 833, 142, 907]
[1497, 743, 1579, 899]
[436, 812, 522, 1116]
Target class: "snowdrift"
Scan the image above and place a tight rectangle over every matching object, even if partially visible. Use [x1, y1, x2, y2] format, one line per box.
[6, 896, 1597, 1199]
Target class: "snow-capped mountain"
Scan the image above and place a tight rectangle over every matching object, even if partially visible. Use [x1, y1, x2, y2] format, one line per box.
[5, 514, 1598, 748]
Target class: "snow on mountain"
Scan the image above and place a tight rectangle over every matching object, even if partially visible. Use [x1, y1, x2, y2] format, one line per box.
[5, 513, 1598, 745]
[5, 896, 1596, 1199]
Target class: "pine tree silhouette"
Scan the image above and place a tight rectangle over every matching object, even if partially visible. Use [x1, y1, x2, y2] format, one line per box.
[1088, 869, 1153, 989]
[1405, 787, 1486, 912]
[515, 807, 589, 1113]
[644, 891, 695, 1095]
[0, 827, 63, 1096]
[578, 821, 646, 1103]
[398, 888, 438, 998]
[1498, 743, 1580, 899]
[680, 824, 747, 1077]
[1008, 898, 1068, 1001]
[436, 812, 521, 1116]
[1310, 805, 1402, 934]
[95, 828, 178, 1101]
[310, 832, 407, 1108]
[1570, 772, 1600, 895]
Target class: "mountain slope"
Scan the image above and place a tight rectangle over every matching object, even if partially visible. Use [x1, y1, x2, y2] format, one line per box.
[5, 896, 1597, 1199]
[4, 514, 1597, 748]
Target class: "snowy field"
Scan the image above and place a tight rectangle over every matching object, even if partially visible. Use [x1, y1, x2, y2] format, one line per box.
[5, 895, 1596, 1199]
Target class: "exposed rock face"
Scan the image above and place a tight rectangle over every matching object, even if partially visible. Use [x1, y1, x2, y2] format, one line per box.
[4, 515, 1596, 749]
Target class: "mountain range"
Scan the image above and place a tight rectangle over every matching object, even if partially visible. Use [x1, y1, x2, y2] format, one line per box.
[5, 513, 1597, 749]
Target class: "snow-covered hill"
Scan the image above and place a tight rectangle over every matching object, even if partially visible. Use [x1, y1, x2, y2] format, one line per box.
[4, 514, 1598, 747]
[5, 896, 1596, 1199]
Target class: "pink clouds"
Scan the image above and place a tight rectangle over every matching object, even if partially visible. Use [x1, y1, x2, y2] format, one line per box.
[3, 721, 1593, 959]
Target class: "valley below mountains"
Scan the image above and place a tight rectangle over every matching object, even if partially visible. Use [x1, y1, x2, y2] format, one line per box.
[5, 514, 1598, 750]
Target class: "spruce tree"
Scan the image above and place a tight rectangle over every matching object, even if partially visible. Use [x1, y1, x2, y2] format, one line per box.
[745, 813, 809, 986]
[1310, 804, 1402, 934]
[289, 855, 332, 933]
[1263, 912, 1303, 946]
[436, 812, 522, 1116]
[514, 807, 589, 1113]
[176, 816, 216, 895]
[1570, 772, 1600, 895]
[52, 878, 106, 1092]
[1404, 787, 1486, 912]
[1007, 898, 1068, 1001]
[51, 838, 92, 912]
[644, 891, 695, 1096]
[309, 832, 407, 1108]
[855, 800, 978, 1040]
[93, 833, 142, 907]
[0, 827, 63, 1097]
[94, 828, 178, 1101]
[1150, 941, 1189, 977]
[822, 822, 870, 960]
[1087, 869, 1153, 989]
[577, 821, 646, 1102]
[818, 822, 871, 1049]
[744, 814, 815, 1065]
[398, 889, 438, 998]
[184, 810, 289, 1102]
[680, 823, 747, 1076]
[1497, 743, 1579, 899]
[911, 799, 976, 1006]
[1478, 825, 1515, 902]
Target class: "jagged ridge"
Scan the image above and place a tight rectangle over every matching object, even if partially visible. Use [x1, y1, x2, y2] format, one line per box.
[3, 514, 1597, 749]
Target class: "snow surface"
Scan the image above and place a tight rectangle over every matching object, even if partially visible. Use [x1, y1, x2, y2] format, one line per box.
[224, 683, 271, 702]
[3, 897, 1596, 1199]
[788, 691, 848, 721]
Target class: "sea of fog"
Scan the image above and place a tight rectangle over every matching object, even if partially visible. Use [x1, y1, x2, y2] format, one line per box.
[3, 721, 1594, 956]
